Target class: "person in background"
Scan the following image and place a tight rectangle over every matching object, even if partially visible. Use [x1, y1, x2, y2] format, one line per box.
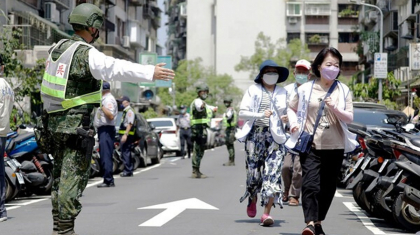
[0, 64, 14, 222]
[0, 54, 4, 76]
[282, 59, 311, 206]
[176, 105, 192, 159]
[117, 96, 136, 177]
[236, 60, 289, 227]
[35, 3, 175, 234]
[95, 82, 117, 188]
[189, 83, 217, 178]
[285, 47, 357, 235]
[222, 96, 237, 166]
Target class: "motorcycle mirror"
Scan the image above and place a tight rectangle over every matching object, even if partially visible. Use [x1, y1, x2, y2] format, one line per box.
[19, 124, 26, 129]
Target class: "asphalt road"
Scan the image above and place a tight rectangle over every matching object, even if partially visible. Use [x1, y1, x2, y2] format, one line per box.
[1, 142, 415, 235]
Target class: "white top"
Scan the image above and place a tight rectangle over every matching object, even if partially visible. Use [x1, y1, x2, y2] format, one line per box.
[94, 92, 118, 128]
[0, 78, 14, 137]
[122, 106, 135, 127]
[88, 47, 155, 83]
[235, 84, 288, 144]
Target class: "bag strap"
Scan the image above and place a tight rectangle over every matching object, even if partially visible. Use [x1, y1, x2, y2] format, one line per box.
[262, 86, 286, 134]
[312, 80, 338, 135]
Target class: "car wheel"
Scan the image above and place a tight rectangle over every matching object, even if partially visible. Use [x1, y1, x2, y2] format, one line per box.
[151, 147, 161, 165]
[139, 147, 147, 168]
[132, 154, 140, 170]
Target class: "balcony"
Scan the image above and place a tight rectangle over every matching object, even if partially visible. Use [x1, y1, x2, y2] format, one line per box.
[143, 5, 155, 19]
[44, 0, 69, 10]
[129, 0, 146, 7]
[307, 34, 329, 45]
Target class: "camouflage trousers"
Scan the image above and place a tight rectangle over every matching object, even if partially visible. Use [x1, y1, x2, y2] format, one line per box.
[192, 139, 206, 170]
[241, 126, 285, 207]
[51, 135, 91, 231]
[225, 128, 235, 162]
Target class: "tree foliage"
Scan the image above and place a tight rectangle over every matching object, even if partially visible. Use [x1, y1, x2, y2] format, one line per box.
[349, 71, 401, 109]
[158, 58, 243, 117]
[234, 32, 310, 84]
[0, 27, 45, 105]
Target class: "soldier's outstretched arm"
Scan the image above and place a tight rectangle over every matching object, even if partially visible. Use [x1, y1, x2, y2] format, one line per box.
[88, 48, 175, 83]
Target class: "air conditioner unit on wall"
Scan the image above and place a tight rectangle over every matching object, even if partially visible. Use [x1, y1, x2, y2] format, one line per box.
[179, 2, 187, 18]
[123, 36, 130, 48]
[288, 17, 297, 24]
[45, 2, 60, 24]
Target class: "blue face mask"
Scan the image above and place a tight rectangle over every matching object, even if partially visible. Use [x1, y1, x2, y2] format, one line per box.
[119, 104, 125, 110]
[295, 74, 308, 84]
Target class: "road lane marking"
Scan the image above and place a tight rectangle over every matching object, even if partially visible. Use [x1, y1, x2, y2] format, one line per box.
[6, 164, 162, 210]
[138, 198, 219, 227]
[343, 202, 398, 235]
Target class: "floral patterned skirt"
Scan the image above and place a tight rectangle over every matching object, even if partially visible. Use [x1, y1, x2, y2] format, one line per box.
[240, 126, 285, 208]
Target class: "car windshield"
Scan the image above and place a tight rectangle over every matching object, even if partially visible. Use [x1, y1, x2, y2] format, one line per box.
[353, 109, 407, 128]
[149, 120, 174, 128]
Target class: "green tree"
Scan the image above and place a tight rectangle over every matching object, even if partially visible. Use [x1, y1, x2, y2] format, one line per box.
[1, 26, 46, 126]
[0, 27, 45, 105]
[350, 71, 401, 108]
[234, 32, 310, 84]
[158, 58, 243, 116]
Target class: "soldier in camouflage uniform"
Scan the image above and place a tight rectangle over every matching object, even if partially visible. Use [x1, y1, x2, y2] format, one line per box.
[190, 84, 217, 178]
[35, 3, 175, 235]
[222, 96, 237, 166]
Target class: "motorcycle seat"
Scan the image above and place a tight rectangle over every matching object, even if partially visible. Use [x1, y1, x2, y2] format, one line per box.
[409, 138, 420, 148]
[12, 132, 35, 145]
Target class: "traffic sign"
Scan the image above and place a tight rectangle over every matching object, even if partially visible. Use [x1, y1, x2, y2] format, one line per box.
[374, 53, 387, 79]
[410, 43, 420, 71]
[155, 55, 173, 87]
[139, 52, 157, 87]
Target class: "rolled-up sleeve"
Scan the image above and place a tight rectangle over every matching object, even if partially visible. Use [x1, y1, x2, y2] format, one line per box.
[89, 48, 155, 83]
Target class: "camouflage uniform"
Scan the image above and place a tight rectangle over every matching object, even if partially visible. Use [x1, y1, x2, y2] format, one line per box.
[190, 90, 213, 178]
[35, 35, 100, 234]
[222, 103, 237, 166]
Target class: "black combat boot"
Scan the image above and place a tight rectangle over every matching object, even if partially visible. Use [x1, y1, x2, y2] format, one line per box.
[52, 215, 59, 235]
[191, 168, 200, 178]
[58, 219, 77, 235]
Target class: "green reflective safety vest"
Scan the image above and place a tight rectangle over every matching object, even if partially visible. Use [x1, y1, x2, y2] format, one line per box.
[223, 107, 237, 128]
[118, 107, 135, 135]
[41, 39, 102, 113]
[190, 99, 212, 126]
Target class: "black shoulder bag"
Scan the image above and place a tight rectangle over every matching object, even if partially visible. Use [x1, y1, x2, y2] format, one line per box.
[292, 81, 337, 154]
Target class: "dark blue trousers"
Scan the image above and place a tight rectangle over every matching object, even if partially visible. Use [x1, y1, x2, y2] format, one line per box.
[0, 137, 6, 218]
[98, 126, 116, 184]
[120, 135, 135, 174]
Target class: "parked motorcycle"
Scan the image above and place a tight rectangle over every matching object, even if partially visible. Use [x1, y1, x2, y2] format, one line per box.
[3, 156, 23, 202]
[5, 128, 53, 196]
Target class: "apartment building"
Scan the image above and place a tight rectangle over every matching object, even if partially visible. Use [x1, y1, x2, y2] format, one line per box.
[0, 0, 163, 110]
[286, 0, 359, 79]
[165, 0, 287, 92]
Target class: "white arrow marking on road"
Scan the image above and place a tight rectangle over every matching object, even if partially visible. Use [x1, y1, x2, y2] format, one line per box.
[138, 198, 219, 227]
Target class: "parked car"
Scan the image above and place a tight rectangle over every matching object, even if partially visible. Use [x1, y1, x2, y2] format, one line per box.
[147, 117, 182, 156]
[353, 102, 387, 110]
[348, 107, 408, 133]
[115, 111, 162, 166]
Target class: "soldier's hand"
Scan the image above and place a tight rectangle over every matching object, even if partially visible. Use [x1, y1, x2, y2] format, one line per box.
[153, 63, 175, 81]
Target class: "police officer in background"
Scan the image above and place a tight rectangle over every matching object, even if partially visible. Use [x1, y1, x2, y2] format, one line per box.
[222, 96, 237, 166]
[94, 82, 117, 188]
[190, 84, 217, 178]
[176, 105, 192, 159]
[117, 96, 136, 177]
[36, 3, 174, 234]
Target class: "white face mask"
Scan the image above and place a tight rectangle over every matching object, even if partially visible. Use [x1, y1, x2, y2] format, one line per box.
[262, 73, 279, 85]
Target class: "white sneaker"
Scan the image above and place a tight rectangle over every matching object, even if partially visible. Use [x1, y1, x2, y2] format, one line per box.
[0, 217, 7, 222]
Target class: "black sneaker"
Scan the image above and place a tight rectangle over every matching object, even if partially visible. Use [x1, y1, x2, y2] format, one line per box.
[97, 182, 115, 188]
[120, 172, 133, 177]
[314, 224, 325, 235]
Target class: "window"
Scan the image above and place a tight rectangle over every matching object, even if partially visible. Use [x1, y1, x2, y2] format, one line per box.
[305, 4, 330, 15]
[339, 33, 359, 43]
[287, 3, 302, 16]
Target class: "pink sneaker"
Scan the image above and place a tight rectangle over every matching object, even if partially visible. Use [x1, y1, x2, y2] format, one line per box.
[246, 196, 257, 218]
[260, 213, 274, 227]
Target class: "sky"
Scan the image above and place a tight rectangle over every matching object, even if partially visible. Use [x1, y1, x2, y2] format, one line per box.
[157, 0, 168, 55]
